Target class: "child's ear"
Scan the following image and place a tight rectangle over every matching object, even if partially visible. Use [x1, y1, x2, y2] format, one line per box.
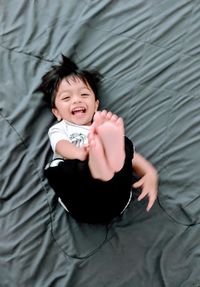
[95, 100, 99, 112]
[52, 108, 62, 121]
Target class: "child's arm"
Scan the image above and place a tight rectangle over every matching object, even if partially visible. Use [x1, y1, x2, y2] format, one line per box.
[132, 152, 158, 211]
[55, 140, 88, 161]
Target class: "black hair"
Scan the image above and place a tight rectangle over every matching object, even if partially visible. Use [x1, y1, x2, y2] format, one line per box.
[37, 55, 102, 108]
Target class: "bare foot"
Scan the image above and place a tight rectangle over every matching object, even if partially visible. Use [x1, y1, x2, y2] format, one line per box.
[93, 110, 112, 126]
[93, 111, 125, 173]
[88, 126, 114, 181]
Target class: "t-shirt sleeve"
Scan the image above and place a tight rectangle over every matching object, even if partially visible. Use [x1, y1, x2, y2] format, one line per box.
[48, 123, 68, 153]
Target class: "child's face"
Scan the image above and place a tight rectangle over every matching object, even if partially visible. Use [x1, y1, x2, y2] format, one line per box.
[52, 76, 99, 125]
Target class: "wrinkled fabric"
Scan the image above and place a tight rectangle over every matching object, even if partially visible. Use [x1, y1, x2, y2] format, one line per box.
[0, 1, 200, 286]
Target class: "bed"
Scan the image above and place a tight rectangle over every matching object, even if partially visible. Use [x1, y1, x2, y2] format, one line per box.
[1, 1, 200, 286]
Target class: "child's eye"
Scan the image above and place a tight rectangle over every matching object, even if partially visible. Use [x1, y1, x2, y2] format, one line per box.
[62, 96, 70, 101]
[81, 93, 89, 97]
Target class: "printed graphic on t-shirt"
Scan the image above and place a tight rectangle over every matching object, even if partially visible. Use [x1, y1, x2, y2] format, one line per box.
[69, 133, 87, 147]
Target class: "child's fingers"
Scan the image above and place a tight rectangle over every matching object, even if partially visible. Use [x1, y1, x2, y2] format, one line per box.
[137, 189, 148, 201]
[146, 194, 157, 212]
[133, 178, 143, 188]
[83, 143, 89, 151]
[146, 198, 154, 211]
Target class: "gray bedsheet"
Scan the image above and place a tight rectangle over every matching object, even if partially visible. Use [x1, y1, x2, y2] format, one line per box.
[0, 1, 200, 286]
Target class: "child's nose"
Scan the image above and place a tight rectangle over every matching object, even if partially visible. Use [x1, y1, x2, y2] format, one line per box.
[73, 95, 82, 103]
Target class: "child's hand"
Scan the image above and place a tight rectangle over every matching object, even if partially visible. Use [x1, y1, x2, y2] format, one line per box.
[78, 145, 89, 161]
[133, 173, 158, 212]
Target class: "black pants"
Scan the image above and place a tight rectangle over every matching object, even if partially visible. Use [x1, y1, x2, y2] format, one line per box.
[44, 137, 134, 224]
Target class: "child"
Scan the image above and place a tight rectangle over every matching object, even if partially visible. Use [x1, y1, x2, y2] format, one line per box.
[38, 55, 158, 224]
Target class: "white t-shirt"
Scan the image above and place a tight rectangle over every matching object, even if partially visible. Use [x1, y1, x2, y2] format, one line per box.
[48, 120, 90, 159]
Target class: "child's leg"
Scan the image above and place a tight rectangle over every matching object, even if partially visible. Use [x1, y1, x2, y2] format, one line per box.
[93, 111, 125, 173]
[88, 126, 114, 181]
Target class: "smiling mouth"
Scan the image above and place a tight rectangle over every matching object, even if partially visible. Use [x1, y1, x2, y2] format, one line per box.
[71, 107, 86, 115]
